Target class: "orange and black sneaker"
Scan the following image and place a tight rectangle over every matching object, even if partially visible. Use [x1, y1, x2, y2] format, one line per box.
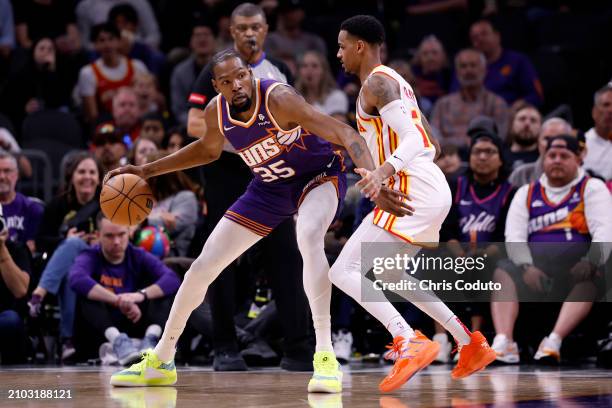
[451, 331, 496, 380]
[379, 331, 440, 393]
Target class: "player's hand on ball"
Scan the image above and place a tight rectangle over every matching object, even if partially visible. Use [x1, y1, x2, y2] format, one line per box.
[375, 187, 415, 217]
[355, 168, 384, 199]
[103, 164, 145, 185]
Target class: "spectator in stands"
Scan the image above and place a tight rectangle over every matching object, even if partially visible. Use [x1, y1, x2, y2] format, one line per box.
[491, 135, 612, 364]
[265, 0, 327, 62]
[437, 116, 515, 362]
[0, 125, 32, 179]
[140, 112, 166, 147]
[0, 0, 15, 64]
[506, 103, 542, 170]
[76, 0, 160, 50]
[70, 213, 180, 365]
[509, 117, 573, 187]
[133, 73, 166, 117]
[295, 50, 348, 121]
[29, 153, 102, 361]
[108, 3, 165, 76]
[170, 20, 217, 125]
[92, 124, 128, 173]
[13, 0, 81, 54]
[0, 227, 31, 364]
[0, 37, 74, 130]
[469, 19, 543, 107]
[97, 87, 142, 143]
[388, 58, 434, 118]
[162, 126, 189, 154]
[431, 48, 509, 147]
[583, 84, 612, 181]
[77, 23, 148, 123]
[0, 151, 43, 252]
[127, 137, 158, 167]
[435, 143, 466, 182]
[412, 35, 451, 107]
[143, 152, 200, 258]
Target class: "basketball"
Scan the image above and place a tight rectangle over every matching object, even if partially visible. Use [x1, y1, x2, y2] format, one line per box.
[100, 174, 155, 226]
[135, 225, 170, 258]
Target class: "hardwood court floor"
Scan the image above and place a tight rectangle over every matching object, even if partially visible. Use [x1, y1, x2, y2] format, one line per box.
[0, 364, 611, 407]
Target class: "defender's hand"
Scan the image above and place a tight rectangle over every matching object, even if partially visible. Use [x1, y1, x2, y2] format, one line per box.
[355, 168, 384, 199]
[374, 187, 415, 217]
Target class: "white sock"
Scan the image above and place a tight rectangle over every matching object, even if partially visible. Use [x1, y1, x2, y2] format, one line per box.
[105, 327, 121, 343]
[296, 183, 338, 354]
[154, 218, 262, 362]
[442, 315, 472, 346]
[433, 333, 449, 344]
[386, 314, 415, 339]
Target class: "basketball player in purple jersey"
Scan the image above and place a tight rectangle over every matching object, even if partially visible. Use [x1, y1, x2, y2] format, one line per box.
[107, 49, 411, 392]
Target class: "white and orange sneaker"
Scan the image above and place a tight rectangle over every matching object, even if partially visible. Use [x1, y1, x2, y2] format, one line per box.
[491, 334, 520, 364]
[534, 336, 561, 364]
[451, 331, 496, 379]
[379, 331, 439, 393]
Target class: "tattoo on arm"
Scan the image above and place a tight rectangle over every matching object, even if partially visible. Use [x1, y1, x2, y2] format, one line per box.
[348, 141, 364, 159]
[367, 74, 400, 109]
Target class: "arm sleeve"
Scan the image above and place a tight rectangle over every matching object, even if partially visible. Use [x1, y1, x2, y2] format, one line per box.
[139, 251, 181, 295]
[379, 99, 430, 172]
[69, 250, 99, 296]
[505, 184, 533, 265]
[187, 62, 215, 110]
[583, 178, 612, 265]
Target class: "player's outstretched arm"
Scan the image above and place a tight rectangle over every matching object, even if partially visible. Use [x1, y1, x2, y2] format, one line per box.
[268, 85, 376, 174]
[104, 99, 224, 183]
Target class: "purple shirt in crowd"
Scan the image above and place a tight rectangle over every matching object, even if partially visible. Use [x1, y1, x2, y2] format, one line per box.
[69, 243, 181, 297]
[2, 192, 44, 244]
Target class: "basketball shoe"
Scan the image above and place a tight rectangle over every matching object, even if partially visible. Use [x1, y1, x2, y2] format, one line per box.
[307, 351, 343, 393]
[110, 350, 177, 387]
[533, 335, 561, 364]
[491, 334, 520, 364]
[379, 331, 440, 393]
[451, 331, 496, 379]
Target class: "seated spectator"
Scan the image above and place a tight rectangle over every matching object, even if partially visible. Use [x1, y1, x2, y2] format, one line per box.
[92, 124, 128, 173]
[0, 229, 31, 364]
[509, 117, 573, 187]
[13, 0, 81, 54]
[29, 153, 102, 361]
[388, 58, 433, 118]
[76, 0, 160, 50]
[170, 20, 217, 125]
[133, 73, 166, 116]
[431, 48, 509, 147]
[411, 35, 451, 106]
[468, 19, 543, 108]
[506, 103, 542, 170]
[0, 37, 74, 130]
[583, 84, 612, 181]
[127, 137, 158, 167]
[435, 143, 466, 183]
[0, 126, 32, 178]
[140, 112, 166, 147]
[69, 213, 180, 365]
[162, 126, 189, 154]
[77, 23, 148, 123]
[0, 151, 43, 252]
[144, 152, 200, 258]
[295, 50, 348, 121]
[96, 87, 142, 143]
[108, 3, 166, 76]
[264, 0, 327, 61]
[491, 135, 612, 364]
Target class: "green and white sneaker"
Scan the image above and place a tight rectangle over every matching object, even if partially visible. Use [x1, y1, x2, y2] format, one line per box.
[308, 351, 343, 393]
[110, 350, 177, 387]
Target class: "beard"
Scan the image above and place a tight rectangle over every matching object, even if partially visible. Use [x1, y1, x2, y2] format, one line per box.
[229, 96, 252, 114]
[512, 131, 537, 147]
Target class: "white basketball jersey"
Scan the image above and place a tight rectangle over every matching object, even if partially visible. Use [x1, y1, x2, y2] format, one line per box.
[356, 65, 451, 243]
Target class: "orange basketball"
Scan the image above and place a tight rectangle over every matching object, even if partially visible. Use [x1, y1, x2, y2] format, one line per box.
[100, 173, 155, 226]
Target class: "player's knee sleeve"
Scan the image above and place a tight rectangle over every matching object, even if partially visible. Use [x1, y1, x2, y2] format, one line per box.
[296, 222, 325, 253]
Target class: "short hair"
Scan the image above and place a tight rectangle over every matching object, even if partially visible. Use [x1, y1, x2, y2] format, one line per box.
[471, 18, 500, 33]
[593, 83, 612, 106]
[192, 17, 217, 36]
[231, 2, 266, 23]
[210, 49, 247, 78]
[541, 117, 572, 135]
[0, 150, 18, 169]
[90, 22, 120, 43]
[455, 48, 487, 67]
[340, 15, 385, 45]
[109, 4, 139, 26]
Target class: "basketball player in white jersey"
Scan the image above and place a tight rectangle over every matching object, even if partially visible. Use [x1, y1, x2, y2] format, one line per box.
[331, 15, 496, 392]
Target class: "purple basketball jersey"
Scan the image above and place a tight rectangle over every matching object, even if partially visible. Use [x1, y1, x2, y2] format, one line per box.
[455, 176, 513, 242]
[217, 79, 337, 184]
[527, 176, 590, 243]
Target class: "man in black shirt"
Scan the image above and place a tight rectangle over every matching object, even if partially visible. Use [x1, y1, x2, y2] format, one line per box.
[184, 3, 308, 372]
[0, 228, 32, 364]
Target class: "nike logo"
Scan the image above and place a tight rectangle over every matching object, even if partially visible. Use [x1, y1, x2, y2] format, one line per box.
[224, 125, 236, 131]
[392, 155, 403, 162]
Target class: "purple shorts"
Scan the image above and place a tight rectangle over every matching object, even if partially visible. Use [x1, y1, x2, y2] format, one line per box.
[224, 159, 346, 236]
